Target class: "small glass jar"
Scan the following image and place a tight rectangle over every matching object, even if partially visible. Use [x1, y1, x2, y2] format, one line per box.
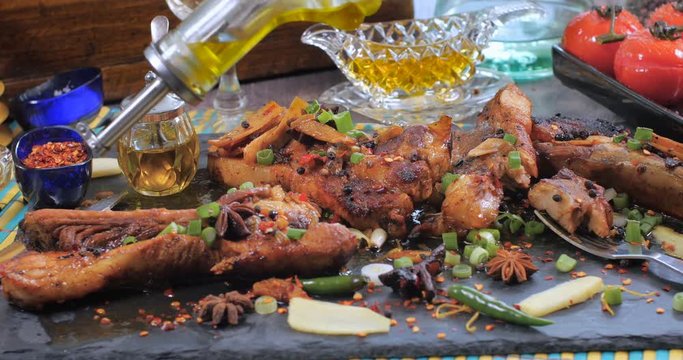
[117, 93, 199, 196]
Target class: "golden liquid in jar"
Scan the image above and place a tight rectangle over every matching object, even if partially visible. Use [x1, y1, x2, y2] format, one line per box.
[345, 46, 477, 96]
[118, 135, 199, 197]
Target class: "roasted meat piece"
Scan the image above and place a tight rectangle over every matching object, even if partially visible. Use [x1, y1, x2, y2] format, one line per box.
[536, 138, 683, 219]
[529, 168, 613, 237]
[21, 208, 198, 252]
[442, 84, 538, 230]
[1, 187, 358, 310]
[531, 114, 624, 143]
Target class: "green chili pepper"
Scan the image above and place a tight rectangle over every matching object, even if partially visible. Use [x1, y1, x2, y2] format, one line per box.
[447, 284, 553, 326]
[300, 275, 367, 295]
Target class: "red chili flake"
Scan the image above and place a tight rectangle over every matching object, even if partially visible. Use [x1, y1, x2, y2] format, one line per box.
[542, 258, 554, 263]
[544, 250, 555, 256]
[138, 309, 146, 316]
[258, 221, 275, 233]
[663, 285, 672, 292]
[161, 321, 176, 331]
[617, 268, 628, 274]
[485, 324, 495, 331]
[99, 317, 112, 326]
[513, 304, 521, 310]
[544, 275, 554, 281]
[298, 193, 308, 202]
[150, 317, 163, 327]
[22, 141, 88, 168]
[163, 288, 175, 298]
[604, 264, 615, 270]
[139, 330, 149, 337]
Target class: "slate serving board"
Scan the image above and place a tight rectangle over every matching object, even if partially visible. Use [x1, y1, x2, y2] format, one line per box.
[1, 135, 682, 359]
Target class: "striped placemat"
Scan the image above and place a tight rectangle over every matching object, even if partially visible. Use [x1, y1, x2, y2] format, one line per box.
[0, 107, 680, 359]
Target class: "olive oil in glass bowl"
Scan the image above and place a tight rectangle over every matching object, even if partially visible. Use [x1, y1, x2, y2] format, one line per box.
[117, 93, 199, 197]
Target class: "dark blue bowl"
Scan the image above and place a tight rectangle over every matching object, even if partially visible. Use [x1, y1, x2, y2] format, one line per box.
[12, 67, 103, 129]
[12, 126, 92, 209]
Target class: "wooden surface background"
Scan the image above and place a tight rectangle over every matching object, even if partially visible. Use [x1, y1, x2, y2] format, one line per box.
[0, 0, 413, 102]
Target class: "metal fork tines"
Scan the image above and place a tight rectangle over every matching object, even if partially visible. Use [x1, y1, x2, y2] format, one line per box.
[534, 210, 683, 280]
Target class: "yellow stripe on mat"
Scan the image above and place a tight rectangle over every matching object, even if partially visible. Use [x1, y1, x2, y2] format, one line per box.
[643, 350, 657, 360]
[0, 200, 24, 230]
[455, 356, 467, 360]
[560, 352, 575, 360]
[534, 354, 548, 359]
[479, 356, 492, 360]
[0, 184, 19, 207]
[614, 351, 630, 360]
[0, 231, 16, 252]
[587, 351, 602, 360]
[0, 239, 25, 263]
[669, 350, 683, 360]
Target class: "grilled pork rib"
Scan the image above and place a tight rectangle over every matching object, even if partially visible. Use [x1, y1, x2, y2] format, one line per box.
[0, 187, 358, 309]
[443, 84, 538, 230]
[529, 168, 613, 237]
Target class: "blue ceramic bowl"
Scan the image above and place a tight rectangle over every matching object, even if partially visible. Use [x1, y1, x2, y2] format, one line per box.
[12, 67, 103, 129]
[12, 126, 92, 209]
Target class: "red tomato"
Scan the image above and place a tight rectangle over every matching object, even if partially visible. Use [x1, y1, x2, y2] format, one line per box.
[647, 3, 683, 26]
[562, 8, 643, 76]
[614, 28, 683, 105]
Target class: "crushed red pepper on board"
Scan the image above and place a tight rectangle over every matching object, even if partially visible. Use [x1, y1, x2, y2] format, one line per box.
[22, 141, 88, 168]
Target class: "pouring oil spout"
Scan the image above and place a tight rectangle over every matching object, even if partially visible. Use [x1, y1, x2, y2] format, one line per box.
[301, 23, 347, 58]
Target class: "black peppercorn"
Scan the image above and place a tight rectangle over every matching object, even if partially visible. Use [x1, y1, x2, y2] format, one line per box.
[343, 185, 352, 195]
[241, 121, 250, 128]
[254, 205, 261, 213]
[584, 180, 594, 189]
[588, 189, 597, 198]
[268, 210, 278, 220]
[327, 151, 336, 160]
[296, 167, 305, 175]
[552, 194, 562, 202]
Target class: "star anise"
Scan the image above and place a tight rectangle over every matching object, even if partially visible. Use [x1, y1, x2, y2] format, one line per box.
[486, 249, 538, 284]
[195, 291, 254, 327]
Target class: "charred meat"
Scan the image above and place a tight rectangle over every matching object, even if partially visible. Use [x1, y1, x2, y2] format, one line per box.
[529, 168, 613, 237]
[0, 187, 358, 309]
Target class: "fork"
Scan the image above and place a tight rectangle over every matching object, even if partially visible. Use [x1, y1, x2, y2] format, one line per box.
[534, 210, 683, 279]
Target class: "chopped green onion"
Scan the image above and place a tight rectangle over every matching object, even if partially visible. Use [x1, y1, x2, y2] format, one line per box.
[642, 214, 663, 227]
[239, 181, 255, 190]
[201, 227, 217, 247]
[503, 133, 517, 145]
[506, 214, 525, 234]
[187, 219, 202, 236]
[555, 254, 577, 273]
[613, 133, 626, 143]
[463, 244, 477, 259]
[122, 236, 137, 245]
[350, 152, 365, 164]
[442, 232, 458, 251]
[627, 209, 642, 221]
[469, 246, 489, 266]
[333, 111, 354, 134]
[508, 151, 522, 170]
[640, 222, 653, 235]
[393, 256, 413, 269]
[485, 242, 500, 257]
[441, 172, 460, 193]
[603, 285, 623, 306]
[346, 129, 366, 138]
[452, 264, 472, 279]
[445, 251, 461, 266]
[480, 228, 500, 241]
[176, 224, 187, 234]
[626, 138, 642, 151]
[466, 229, 479, 243]
[626, 219, 642, 244]
[256, 149, 274, 165]
[524, 221, 545, 236]
[612, 193, 629, 210]
[159, 222, 180, 235]
[673, 292, 683, 312]
[317, 110, 334, 124]
[227, 187, 237, 194]
[477, 230, 496, 247]
[255, 295, 278, 314]
[287, 228, 307, 240]
[197, 202, 221, 218]
[310, 149, 327, 156]
[634, 127, 653, 142]
[305, 100, 320, 114]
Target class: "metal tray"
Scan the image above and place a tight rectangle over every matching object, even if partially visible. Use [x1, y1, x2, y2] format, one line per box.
[552, 44, 683, 140]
